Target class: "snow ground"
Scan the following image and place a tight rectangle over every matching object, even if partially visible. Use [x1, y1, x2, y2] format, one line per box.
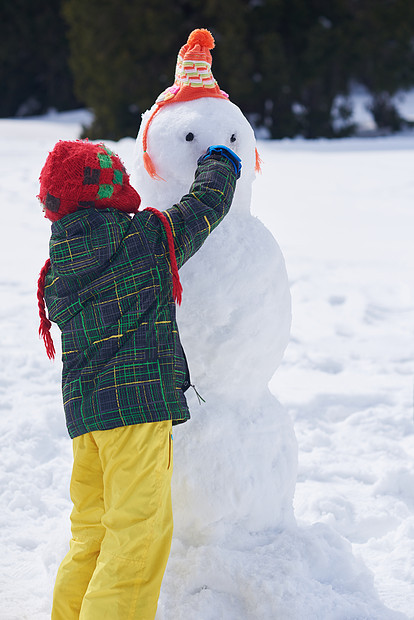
[253, 137, 414, 616]
[0, 111, 413, 619]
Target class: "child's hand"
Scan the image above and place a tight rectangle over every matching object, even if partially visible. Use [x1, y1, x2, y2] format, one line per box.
[198, 145, 242, 179]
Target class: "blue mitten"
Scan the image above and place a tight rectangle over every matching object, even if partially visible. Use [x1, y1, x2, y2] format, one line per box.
[198, 145, 242, 179]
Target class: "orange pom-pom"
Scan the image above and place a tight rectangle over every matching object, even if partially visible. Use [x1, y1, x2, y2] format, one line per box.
[187, 28, 215, 50]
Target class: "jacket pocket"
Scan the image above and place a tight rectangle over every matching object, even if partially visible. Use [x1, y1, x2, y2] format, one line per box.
[176, 342, 191, 392]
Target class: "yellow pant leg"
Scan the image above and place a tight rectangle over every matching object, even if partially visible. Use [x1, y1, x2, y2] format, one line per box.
[52, 433, 105, 620]
[79, 421, 173, 620]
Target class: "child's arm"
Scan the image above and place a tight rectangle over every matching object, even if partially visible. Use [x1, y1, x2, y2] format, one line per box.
[159, 146, 241, 269]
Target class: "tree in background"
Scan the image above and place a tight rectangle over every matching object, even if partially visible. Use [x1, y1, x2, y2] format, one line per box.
[62, 0, 357, 139]
[4, 0, 414, 138]
[350, 0, 414, 131]
[61, 0, 202, 139]
[248, 0, 356, 138]
[0, 0, 79, 117]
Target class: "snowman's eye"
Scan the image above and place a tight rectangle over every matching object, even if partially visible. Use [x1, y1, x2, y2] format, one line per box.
[186, 132, 194, 142]
[230, 134, 237, 143]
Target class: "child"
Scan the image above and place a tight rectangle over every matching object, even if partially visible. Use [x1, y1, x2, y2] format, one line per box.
[36, 139, 241, 619]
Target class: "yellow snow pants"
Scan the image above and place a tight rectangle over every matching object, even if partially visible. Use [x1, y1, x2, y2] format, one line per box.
[51, 420, 173, 620]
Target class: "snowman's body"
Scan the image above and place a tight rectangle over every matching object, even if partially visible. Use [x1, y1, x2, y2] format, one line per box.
[133, 97, 297, 542]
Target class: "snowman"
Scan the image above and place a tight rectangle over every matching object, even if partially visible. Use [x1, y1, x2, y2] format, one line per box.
[132, 29, 297, 544]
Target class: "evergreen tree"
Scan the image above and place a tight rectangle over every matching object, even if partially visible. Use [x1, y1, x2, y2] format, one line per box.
[0, 0, 79, 117]
[62, 0, 201, 139]
[57, 0, 414, 138]
[350, 0, 414, 130]
[251, 0, 356, 138]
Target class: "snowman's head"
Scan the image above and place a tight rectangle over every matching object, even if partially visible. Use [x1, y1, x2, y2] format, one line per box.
[133, 97, 257, 211]
[131, 28, 259, 211]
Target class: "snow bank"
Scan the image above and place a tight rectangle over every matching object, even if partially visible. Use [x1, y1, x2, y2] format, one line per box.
[0, 113, 412, 619]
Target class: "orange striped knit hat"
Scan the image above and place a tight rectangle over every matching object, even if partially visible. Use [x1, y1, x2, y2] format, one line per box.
[142, 28, 262, 179]
[142, 29, 230, 180]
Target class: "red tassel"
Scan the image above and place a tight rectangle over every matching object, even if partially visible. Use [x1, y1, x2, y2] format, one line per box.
[40, 318, 56, 360]
[255, 148, 262, 174]
[172, 272, 183, 306]
[145, 207, 182, 305]
[37, 258, 56, 360]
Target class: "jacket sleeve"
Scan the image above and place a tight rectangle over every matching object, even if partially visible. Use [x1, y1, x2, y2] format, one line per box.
[161, 154, 237, 269]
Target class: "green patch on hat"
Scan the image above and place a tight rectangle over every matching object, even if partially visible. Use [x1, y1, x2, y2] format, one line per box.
[98, 152, 113, 168]
[97, 184, 114, 199]
[113, 169, 123, 185]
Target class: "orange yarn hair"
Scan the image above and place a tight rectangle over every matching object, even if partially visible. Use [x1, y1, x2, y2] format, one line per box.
[255, 148, 262, 173]
[142, 108, 165, 181]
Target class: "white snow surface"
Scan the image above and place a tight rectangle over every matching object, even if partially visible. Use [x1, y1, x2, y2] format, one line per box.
[0, 109, 413, 619]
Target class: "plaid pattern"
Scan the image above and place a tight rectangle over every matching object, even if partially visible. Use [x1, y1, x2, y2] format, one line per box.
[45, 155, 236, 438]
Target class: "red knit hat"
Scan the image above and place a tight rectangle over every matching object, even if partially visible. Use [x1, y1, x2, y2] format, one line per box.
[142, 29, 229, 180]
[38, 140, 141, 221]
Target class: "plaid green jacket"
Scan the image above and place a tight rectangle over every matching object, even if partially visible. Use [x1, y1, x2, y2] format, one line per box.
[45, 155, 236, 438]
